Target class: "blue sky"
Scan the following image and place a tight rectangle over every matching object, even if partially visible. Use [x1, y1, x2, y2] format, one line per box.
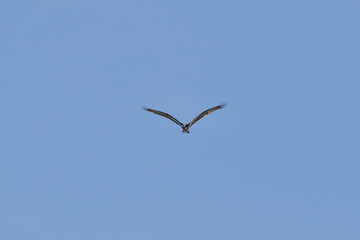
[1, 1, 359, 239]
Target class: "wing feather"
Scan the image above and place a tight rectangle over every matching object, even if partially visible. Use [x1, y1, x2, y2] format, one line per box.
[142, 107, 183, 126]
[188, 103, 227, 127]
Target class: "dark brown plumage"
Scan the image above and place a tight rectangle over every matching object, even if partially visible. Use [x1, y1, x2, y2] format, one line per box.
[142, 103, 227, 133]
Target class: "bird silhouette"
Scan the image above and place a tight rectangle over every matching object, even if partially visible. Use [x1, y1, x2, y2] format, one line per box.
[142, 103, 227, 133]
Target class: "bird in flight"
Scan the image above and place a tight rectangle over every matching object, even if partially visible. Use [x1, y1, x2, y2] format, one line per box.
[142, 103, 227, 133]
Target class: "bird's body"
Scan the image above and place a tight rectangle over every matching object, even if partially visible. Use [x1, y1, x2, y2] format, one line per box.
[180, 123, 190, 133]
[142, 103, 226, 133]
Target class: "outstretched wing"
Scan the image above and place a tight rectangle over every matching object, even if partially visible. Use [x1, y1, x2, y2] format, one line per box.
[142, 107, 183, 126]
[188, 103, 227, 127]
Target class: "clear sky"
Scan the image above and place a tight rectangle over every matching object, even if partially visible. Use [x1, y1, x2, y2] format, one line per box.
[1, 1, 359, 239]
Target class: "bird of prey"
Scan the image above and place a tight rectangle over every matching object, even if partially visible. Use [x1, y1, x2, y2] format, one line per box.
[142, 103, 227, 133]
